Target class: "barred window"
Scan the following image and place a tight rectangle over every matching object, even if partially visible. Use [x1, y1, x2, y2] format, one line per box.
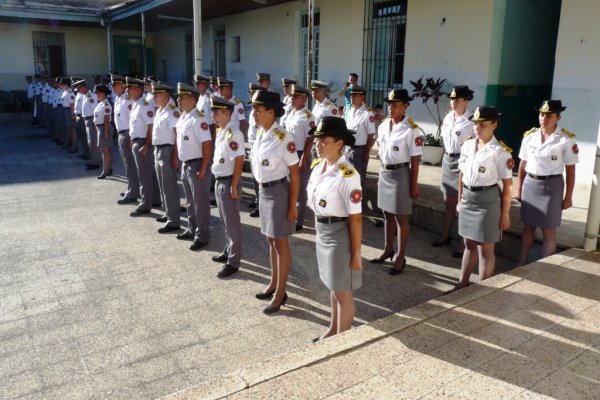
[32, 32, 66, 77]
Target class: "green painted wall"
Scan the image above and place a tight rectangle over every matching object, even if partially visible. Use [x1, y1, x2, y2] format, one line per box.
[113, 35, 154, 76]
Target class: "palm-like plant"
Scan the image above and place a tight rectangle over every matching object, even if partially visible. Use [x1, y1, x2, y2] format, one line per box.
[409, 76, 447, 146]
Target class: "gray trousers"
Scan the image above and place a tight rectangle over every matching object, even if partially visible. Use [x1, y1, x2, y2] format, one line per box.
[154, 145, 180, 227]
[76, 116, 89, 157]
[84, 118, 102, 165]
[47, 107, 55, 137]
[297, 150, 311, 226]
[215, 178, 242, 266]
[132, 139, 161, 211]
[349, 146, 369, 211]
[181, 159, 212, 243]
[117, 130, 140, 199]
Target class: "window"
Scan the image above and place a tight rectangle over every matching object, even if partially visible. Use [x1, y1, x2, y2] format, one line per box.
[213, 26, 226, 77]
[231, 36, 240, 63]
[32, 32, 66, 77]
[300, 10, 320, 86]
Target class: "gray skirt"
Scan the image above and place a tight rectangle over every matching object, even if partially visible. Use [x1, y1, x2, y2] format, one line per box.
[259, 180, 294, 238]
[316, 220, 361, 292]
[377, 167, 411, 215]
[458, 186, 501, 243]
[441, 153, 460, 198]
[96, 124, 114, 148]
[521, 174, 564, 228]
[62, 108, 73, 128]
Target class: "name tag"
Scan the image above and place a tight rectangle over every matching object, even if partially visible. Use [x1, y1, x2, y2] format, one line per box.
[184, 135, 189, 141]
[262, 159, 270, 166]
[551, 155, 557, 160]
[219, 158, 225, 164]
[478, 166, 486, 173]
[319, 199, 327, 207]
[392, 145, 399, 151]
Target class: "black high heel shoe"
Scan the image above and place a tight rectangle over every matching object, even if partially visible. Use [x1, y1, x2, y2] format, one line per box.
[97, 169, 113, 179]
[431, 238, 451, 247]
[255, 288, 276, 300]
[389, 258, 406, 276]
[369, 251, 395, 264]
[263, 293, 287, 314]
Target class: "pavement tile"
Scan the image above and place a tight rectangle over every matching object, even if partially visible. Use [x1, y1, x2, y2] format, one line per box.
[0, 370, 43, 399]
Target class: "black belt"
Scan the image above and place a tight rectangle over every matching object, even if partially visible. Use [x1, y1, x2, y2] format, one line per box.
[445, 152, 460, 157]
[155, 144, 173, 148]
[383, 162, 409, 170]
[260, 177, 287, 188]
[316, 216, 348, 224]
[76, 114, 82, 117]
[132, 137, 146, 142]
[463, 184, 498, 192]
[215, 175, 233, 181]
[353, 145, 366, 148]
[96, 123, 104, 127]
[183, 158, 202, 164]
[118, 129, 129, 135]
[84, 116, 93, 120]
[528, 173, 561, 181]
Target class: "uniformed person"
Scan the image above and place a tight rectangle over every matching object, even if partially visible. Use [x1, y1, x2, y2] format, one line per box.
[58, 78, 76, 150]
[247, 83, 263, 217]
[73, 80, 91, 160]
[370, 89, 422, 275]
[194, 74, 215, 137]
[307, 117, 362, 342]
[515, 100, 578, 266]
[281, 78, 296, 122]
[51, 77, 64, 143]
[175, 82, 214, 251]
[216, 78, 247, 133]
[210, 97, 246, 278]
[126, 76, 161, 217]
[79, 80, 100, 170]
[112, 74, 140, 205]
[39, 75, 49, 129]
[310, 80, 338, 123]
[447, 106, 513, 292]
[150, 81, 181, 233]
[144, 76, 157, 110]
[93, 85, 114, 179]
[432, 85, 475, 257]
[284, 85, 316, 231]
[257, 72, 271, 90]
[46, 78, 58, 139]
[33, 74, 43, 126]
[209, 76, 220, 96]
[250, 90, 300, 314]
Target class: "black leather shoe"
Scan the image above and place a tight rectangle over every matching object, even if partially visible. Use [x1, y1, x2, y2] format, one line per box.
[156, 216, 168, 223]
[158, 225, 180, 234]
[211, 253, 228, 263]
[373, 219, 384, 228]
[249, 209, 260, 218]
[389, 258, 407, 276]
[85, 165, 100, 170]
[129, 209, 150, 217]
[117, 197, 138, 205]
[152, 202, 162, 208]
[217, 263, 239, 278]
[176, 231, 194, 241]
[248, 201, 257, 209]
[263, 293, 287, 314]
[431, 238, 451, 247]
[443, 282, 470, 295]
[296, 224, 303, 232]
[255, 288, 276, 300]
[180, 206, 187, 212]
[210, 199, 217, 207]
[189, 241, 208, 251]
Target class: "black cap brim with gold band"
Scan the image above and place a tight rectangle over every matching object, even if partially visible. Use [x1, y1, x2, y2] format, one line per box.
[536, 100, 566, 114]
[176, 82, 200, 96]
[448, 85, 474, 101]
[126, 77, 145, 88]
[151, 82, 174, 95]
[291, 85, 310, 97]
[308, 116, 356, 148]
[210, 97, 235, 111]
[383, 89, 413, 103]
[469, 106, 502, 122]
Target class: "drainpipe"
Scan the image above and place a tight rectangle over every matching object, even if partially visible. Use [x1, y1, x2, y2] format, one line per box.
[193, 0, 202, 76]
[583, 121, 600, 250]
[307, 0, 314, 87]
[106, 22, 113, 73]
[141, 12, 147, 77]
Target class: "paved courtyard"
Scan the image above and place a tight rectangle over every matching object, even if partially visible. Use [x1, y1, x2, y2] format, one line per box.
[0, 122, 513, 399]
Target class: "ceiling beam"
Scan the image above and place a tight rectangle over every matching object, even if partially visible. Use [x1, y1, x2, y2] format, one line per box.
[0, 5, 100, 23]
[105, 0, 175, 22]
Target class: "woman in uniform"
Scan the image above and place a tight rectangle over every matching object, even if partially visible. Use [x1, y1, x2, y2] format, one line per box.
[370, 89, 422, 275]
[515, 100, 578, 266]
[93, 85, 113, 179]
[432, 86, 474, 258]
[447, 106, 513, 292]
[250, 90, 300, 314]
[307, 117, 362, 341]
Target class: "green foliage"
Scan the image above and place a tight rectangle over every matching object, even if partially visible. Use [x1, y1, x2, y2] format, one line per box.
[409, 76, 447, 146]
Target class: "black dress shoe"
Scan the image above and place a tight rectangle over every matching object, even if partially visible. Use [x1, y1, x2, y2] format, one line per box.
[452, 251, 464, 258]
[263, 293, 287, 314]
[255, 288, 276, 300]
[296, 224, 303, 232]
[248, 201, 257, 209]
[176, 231, 194, 241]
[189, 241, 208, 251]
[431, 238, 451, 247]
[373, 219, 384, 228]
[443, 282, 470, 295]
[210, 199, 217, 207]
[211, 253, 228, 263]
[158, 225, 180, 234]
[180, 206, 187, 212]
[389, 258, 406, 276]
[217, 264, 239, 278]
[152, 202, 162, 208]
[156, 216, 168, 223]
[312, 337, 321, 343]
[129, 209, 151, 217]
[370, 252, 394, 264]
[117, 197, 138, 205]
[85, 165, 100, 170]
[249, 209, 260, 218]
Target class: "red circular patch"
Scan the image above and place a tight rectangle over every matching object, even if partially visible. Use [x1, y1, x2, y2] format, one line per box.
[331, 108, 338, 115]
[350, 190, 362, 204]
[572, 144, 579, 154]
[90, 99, 94, 103]
[287, 142, 297, 153]
[415, 136, 424, 146]
[201, 122, 208, 131]
[128, 104, 132, 110]
[105, 108, 110, 113]
[238, 108, 244, 114]
[506, 158, 515, 169]
[229, 141, 239, 151]
[173, 111, 180, 118]
[71, 96, 74, 100]
[309, 121, 316, 129]
[369, 115, 375, 123]
[147, 111, 154, 118]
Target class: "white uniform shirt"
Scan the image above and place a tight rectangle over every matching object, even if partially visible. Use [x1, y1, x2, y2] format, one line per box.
[34, 82, 42, 96]
[247, 109, 258, 144]
[51, 88, 61, 108]
[60, 88, 75, 108]
[459, 137, 513, 187]
[81, 91, 97, 118]
[152, 104, 180, 145]
[74, 92, 84, 115]
[27, 82, 35, 99]
[518, 126, 579, 175]
[93, 99, 112, 125]
[175, 109, 211, 161]
[377, 116, 423, 165]
[145, 92, 155, 110]
[346, 104, 376, 146]
[113, 93, 132, 132]
[312, 98, 337, 124]
[284, 107, 315, 150]
[211, 121, 246, 177]
[41, 83, 51, 103]
[229, 96, 246, 130]
[441, 111, 474, 154]
[307, 155, 362, 217]
[196, 93, 214, 125]
[282, 95, 293, 122]
[251, 122, 299, 183]
[129, 98, 155, 139]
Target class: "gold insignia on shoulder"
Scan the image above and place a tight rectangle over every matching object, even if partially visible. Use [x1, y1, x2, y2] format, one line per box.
[274, 128, 286, 141]
[562, 128, 576, 138]
[143, 100, 149, 106]
[459, 137, 473, 146]
[524, 127, 536, 138]
[367, 107, 373, 112]
[407, 117, 419, 130]
[499, 140, 513, 153]
[196, 110, 204, 118]
[235, 98, 241, 104]
[325, 103, 333, 109]
[304, 109, 312, 117]
[226, 128, 233, 140]
[338, 163, 355, 178]
[310, 158, 322, 169]
[168, 104, 176, 110]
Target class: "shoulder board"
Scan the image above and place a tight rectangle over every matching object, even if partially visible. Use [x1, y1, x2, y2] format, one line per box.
[325, 103, 333, 109]
[310, 158, 322, 169]
[234, 98, 242, 105]
[459, 137, 473, 146]
[407, 117, 419, 129]
[168, 104, 176, 110]
[274, 128, 286, 141]
[304, 109, 312, 117]
[143, 99, 149, 106]
[338, 163, 355, 178]
[103, 100, 110, 105]
[125, 95, 130, 100]
[523, 127, 536, 138]
[86, 92, 92, 98]
[226, 128, 233, 140]
[499, 140, 513, 153]
[196, 110, 204, 118]
[562, 128, 576, 138]
[367, 107, 373, 112]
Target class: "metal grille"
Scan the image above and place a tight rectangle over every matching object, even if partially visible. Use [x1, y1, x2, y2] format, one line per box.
[361, 0, 407, 107]
[32, 31, 66, 77]
[301, 10, 320, 86]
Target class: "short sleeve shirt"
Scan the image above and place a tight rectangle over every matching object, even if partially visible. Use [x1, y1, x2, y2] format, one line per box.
[459, 137, 513, 186]
[251, 122, 299, 183]
[60, 89, 75, 108]
[312, 98, 338, 124]
[175, 109, 211, 161]
[284, 107, 316, 147]
[211, 122, 246, 177]
[518, 126, 579, 175]
[377, 116, 423, 165]
[129, 98, 155, 139]
[196, 93, 214, 125]
[74, 92, 84, 115]
[346, 104, 376, 146]
[93, 99, 112, 125]
[113, 93, 132, 131]
[81, 91, 97, 118]
[152, 104, 181, 145]
[441, 111, 474, 154]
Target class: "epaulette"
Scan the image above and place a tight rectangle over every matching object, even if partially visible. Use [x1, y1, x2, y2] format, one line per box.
[523, 127, 536, 138]
[274, 128, 286, 141]
[103, 99, 110, 106]
[234, 98, 241, 105]
[407, 117, 419, 130]
[459, 137, 473, 146]
[226, 127, 233, 140]
[86, 92, 92, 98]
[325, 103, 333, 109]
[304, 109, 312, 118]
[168, 103, 176, 110]
[195, 110, 204, 118]
[338, 163, 355, 178]
[125, 95, 130, 100]
[562, 128, 576, 138]
[310, 158, 322, 169]
[367, 107, 373, 112]
[143, 99, 149, 106]
[499, 140, 513, 153]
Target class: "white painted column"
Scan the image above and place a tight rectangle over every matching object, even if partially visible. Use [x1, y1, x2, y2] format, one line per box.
[193, 0, 202, 75]
[583, 121, 600, 250]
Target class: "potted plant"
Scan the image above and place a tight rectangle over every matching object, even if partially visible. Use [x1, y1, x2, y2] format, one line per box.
[410, 76, 447, 165]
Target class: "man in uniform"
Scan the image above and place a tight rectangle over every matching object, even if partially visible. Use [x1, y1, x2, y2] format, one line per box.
[80, 80, 100, 170]
[216, 78, 247, 134]
[58, 78, 76, 150]
[32, 74, 42, 125]
[73, 80, 90, 160]
[209, 76, 220, 96]
[38, 75, 49, 128]
[310, 80, 338, 160]
[112, 74, 140, 205]
[194, 74, 215, 138]
[281, 78, 296, 123]
[257, 72, 271, 89]
[144, 76, 158, 110]
[175, 83, 213, 251]
[126, 76, 161, 216]
[26, 76, 35, 123]
[284, 85, 315, 231]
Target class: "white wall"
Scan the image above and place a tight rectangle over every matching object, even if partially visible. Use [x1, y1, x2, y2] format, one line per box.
[552, 0, 600, 184]
[153, 26, 189, 84]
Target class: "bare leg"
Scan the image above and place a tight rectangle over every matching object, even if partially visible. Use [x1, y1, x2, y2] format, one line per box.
[69, 127, 77, 151]
[541, 228, 557, 258]
[101, 147, 113, 174]
[437, 194, 457, 242]
[458, 238, 479, 287]
[478, 242, 496, 281]
[269, 237, 291, 306]
[373, 212, 396, 260]
[321, 291, 338, 339]
[334, 290, 355, 334]
[265, 237, 278, 293]
[393, 214, 410, 269]
[517, 224, 536, 266]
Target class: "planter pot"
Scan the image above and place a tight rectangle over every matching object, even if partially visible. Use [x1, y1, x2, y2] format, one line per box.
[422, 145, 444, 165]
